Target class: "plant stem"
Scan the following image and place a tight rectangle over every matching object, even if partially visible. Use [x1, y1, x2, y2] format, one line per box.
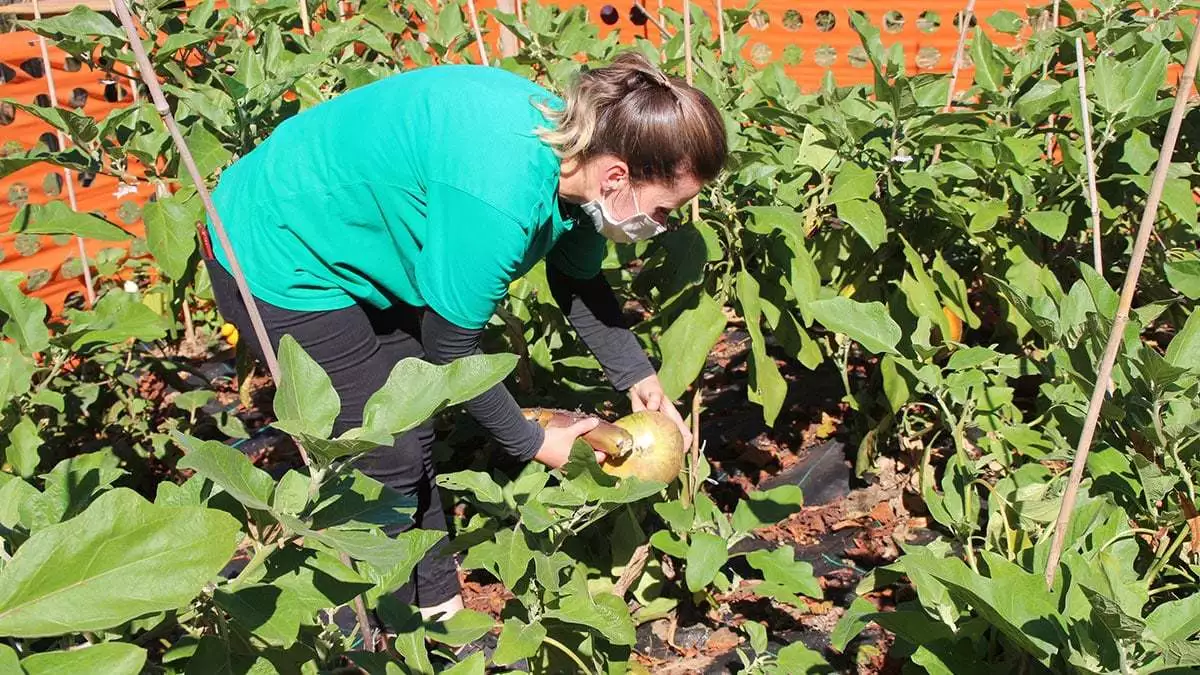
[541, 636, 596, 675]
[228, 541, 279, 591]
[1045, 13, 1200, 589]
[1148, 582, 1195, 596]
[1075, 38, 1104, 273]
[1146, 526, 1189, 587]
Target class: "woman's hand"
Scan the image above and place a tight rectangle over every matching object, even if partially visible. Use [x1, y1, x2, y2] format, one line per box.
[629, 374, 693, 449]
[532, 416, 603, 469]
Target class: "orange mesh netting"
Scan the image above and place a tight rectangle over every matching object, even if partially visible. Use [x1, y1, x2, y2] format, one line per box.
[0, 1, 1042, 312]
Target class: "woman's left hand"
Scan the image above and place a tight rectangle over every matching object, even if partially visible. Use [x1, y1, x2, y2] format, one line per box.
[629, 374, 693, 450]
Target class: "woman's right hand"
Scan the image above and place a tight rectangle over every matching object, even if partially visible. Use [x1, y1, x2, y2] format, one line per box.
[532, 416, 603, 469]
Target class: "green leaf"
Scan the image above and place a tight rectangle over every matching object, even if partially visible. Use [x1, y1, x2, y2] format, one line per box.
[775, 641, 833, 673]
[274, 335, 340, 440]
[23, 6, 124, 41]
[1122, 131, 1157, 174]
[1165, 258, 1200, 299]
[57, 291, 167, 351]
[1026, 211, 1068, 242]
[732, 484, 804, 533]
[744, 206, 802, 235]
[808, 297, 901, 355]
[1166, 310, 1200, 371]
[830, 596, 875, 652]
[361, 354, 517, 438]
[880, 356, 912, 413]
[1125, 44, 1168, 119]
[738, 272, 787, 426]
[0, 342, 34, 406]
[544, 576, 636, 646]
[310, 470, 414, 530]
[175, 434, 275, 511]
[5, 416, 40, 478]
[436, 470, 505, 506]
[21, 643, 145, 675]
[1083, 586, 1144, 641]
[969, 199, 1008, 233]
[425, 609, 495, 646]
[1015, 79, 1063, 124]
[143, 191, 201, 279]
[213, 583, 317, 648]
[492, 618, 546, 666]
[4, 102, 99, 145]
[1146, 592, 1200, 644]
[970, 30, 1004, 91]
[182, 125, 232, 184]
[9, 201, 131, 241]
[0, 272, 49, 353]
[685, 531, 728, 592]
[172, 390, 214, 413]
[272, 470, 310, 515]
[441, 652, 485, 675]
[356, 529, 445, 599]
[836, 199, 887, 250]
[747, 546, 821, 599]
[0, 488, 240, 637]
[182, 635, 275, 675]
[825, 163, 876, 205]
[1093, 53, 1126, 114]
[658, 291, 727, 400]
[987, 10, 1023, 33]
[0, 644, 17, 673]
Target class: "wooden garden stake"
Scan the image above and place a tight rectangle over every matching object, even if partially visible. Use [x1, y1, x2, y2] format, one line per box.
[1075, 38, 1103, 272]
[33, 0, 95, 309]
[496, 0, 518, 56]
[465, 0, 489, 65]
[632, 2, 672, 41]
[110, 0, 285, 401]
[715, 0, 725, 54]
[931, 0, 975, 165]
[1044, 13, 1200, 589]
[298, 0, 312, 36]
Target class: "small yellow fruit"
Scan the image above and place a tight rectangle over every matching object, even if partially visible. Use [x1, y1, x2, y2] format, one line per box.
[943, 306, 964, 343]
[601, 411, 685, 484]
[226, 328, 239, 347]
[220, 323, 236, 337]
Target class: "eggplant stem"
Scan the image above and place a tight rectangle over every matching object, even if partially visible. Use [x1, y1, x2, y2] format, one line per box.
[521, 407, 635, 458]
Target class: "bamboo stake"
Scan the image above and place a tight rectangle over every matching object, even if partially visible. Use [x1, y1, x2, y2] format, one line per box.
[931, 0, 975, 165]
[496, 0, 518, 57]
[514, 0, 522, 24]
[465, 0, 488, 65]
[1044, 14, 1200, 589]
[715, 0, 725, 55]
[298, 0, 311, 36]
[1075, 38, 1103, 272]
[33, 0, 96, 309]
[110, 0, 285, 397]
[632, 2, 673, 41]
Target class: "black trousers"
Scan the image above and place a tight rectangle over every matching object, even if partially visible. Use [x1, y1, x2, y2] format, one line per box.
[206, 260, 460, 608]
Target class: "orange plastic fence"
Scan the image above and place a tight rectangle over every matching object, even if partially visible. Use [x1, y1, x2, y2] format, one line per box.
[0, 1, 1033, 311]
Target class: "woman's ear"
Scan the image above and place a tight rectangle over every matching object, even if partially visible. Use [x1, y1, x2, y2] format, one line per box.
[598, 156, 630, 192]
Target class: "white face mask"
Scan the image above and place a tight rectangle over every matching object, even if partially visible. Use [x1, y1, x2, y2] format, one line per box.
[580, 182, 667, 244]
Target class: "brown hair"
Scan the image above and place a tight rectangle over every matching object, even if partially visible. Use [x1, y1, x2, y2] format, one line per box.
[536, 52, 727, 185]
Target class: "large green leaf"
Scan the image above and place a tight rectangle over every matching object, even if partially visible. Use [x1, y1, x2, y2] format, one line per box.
[658, 291, 726, 400]
[731, 484, 804, 533]
[425, 609, 494, 646]
[836, 199, 887, 250]
[21, 6, 125, 41]
[0, 341, 35, 407]
[808, 297, 901, 355]
[175, 435, 275, 511]
[0, 273, 49, 354]
[309, 470, 414, 530]
[360, 353, 517, 437]
[9, 201, 131, 241]
[1025, 210, 1068, 242]
[182, 125, 232, 185]
[1146, 593, 1200, 644]
[21, 643, 146, 675]
[492, 618, 546, 666]
[544, 575, 636, 645]
[0, 488, 239, 637]
[5, 416, 40, 478]
[738, 272, 787, 425]
[274, 335, 341, 440]
[825, 163, 876, 205]
[143, 191, 202, 279]
[3, 102, 99, 145]
[684, 532, 728, 592]
[57, 292, 168, 352]
[1165, 258, 1200, 299]
[1166, 310, 1200, 371]
[970, 30, 1004, 91]
[747, 546, 821, 601]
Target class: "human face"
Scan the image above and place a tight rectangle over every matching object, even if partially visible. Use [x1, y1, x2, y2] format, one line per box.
[600, 172, 704, 233]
